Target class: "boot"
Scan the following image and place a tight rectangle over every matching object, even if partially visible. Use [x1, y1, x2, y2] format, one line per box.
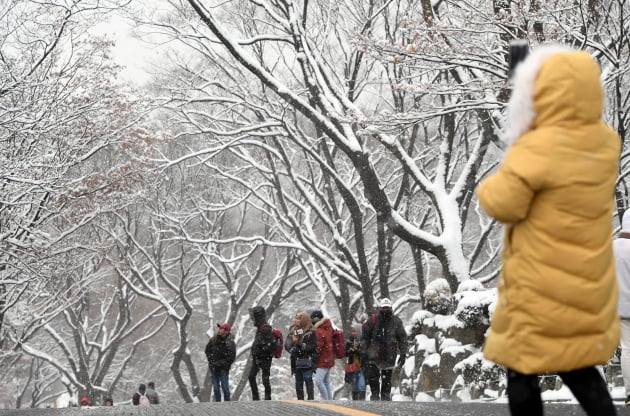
[358, 391, 366, 401]
[250, 381, 260, 401]
[306, 384, 315, 400]
[296, 387, 304, 400]
[352, 392, 358, 400]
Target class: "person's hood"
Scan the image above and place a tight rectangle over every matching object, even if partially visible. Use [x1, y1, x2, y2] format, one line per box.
[503, 44, 604, 147]
[250, 306, 266, 327]
[314, 317, 332, 330]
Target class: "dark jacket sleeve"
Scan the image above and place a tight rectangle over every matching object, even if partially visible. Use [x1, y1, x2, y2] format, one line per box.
[285, 328, 295, 353]
[303, 331, 317, 356]
[227, 339, 236, 367]
[361, 319, 376, 360]
[205, 339, 215, 368]
[132, 393, 139, 406]
[396, 318, 408, 357]
[345, 340, 354, 357]
[361, 320, 373, 348]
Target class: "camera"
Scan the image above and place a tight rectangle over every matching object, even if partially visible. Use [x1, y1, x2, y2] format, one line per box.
[295, 329, 304, 336]
[508, 39, 529, 78]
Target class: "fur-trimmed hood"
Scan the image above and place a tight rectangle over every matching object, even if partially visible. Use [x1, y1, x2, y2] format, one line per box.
[477, 43, 620, 374]
[503, 44, 605, 147]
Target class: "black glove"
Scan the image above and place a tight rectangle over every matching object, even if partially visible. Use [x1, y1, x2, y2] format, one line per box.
[396, 356, 406, 368]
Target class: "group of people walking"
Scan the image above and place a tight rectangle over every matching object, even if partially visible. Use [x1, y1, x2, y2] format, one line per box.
[204, 298, 408, 402]
[132, 381, 160, 405]
[201, 43, 630, 415]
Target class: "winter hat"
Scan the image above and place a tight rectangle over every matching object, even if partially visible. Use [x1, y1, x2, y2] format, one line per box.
[379, 298, 392, 308]
[310, 310, 323, 323]
[503, 43, 574, 147]
[80, 397, 90, 406]
[217, 323, 231, 332]
[250, 306, 266, 326]
[622, 209, 630, 232]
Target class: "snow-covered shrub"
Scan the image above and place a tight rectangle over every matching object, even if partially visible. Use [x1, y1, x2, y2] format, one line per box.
[451, 285, 495, 345]
[454, 281, 494, 327]
[424, 278, 453, 315]
[453, 352, 506, 399]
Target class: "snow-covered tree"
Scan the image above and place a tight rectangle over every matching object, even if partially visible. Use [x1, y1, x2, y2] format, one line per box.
[0, 0, 159, 406]
[135, 0, 629, 401]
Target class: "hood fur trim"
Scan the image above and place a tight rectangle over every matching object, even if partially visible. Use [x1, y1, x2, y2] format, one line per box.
[502, 43, 573, 147]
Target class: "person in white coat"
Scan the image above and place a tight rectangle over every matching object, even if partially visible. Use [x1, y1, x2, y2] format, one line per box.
[614, 208, 630, 406]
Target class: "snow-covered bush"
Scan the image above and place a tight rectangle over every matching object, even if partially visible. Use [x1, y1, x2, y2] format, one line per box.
[424, 278, 454, 315]
[453, 352, 506, 399]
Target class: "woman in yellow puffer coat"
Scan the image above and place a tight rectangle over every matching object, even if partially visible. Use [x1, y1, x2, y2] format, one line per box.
[477, 44, 620, 416]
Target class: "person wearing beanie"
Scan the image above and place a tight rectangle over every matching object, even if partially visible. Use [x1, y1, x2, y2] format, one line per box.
[345, 323, 366, 400]
[615, 209, 630, 406]
[205, 323, 236, 401]
[310, 310, 323, 324]
[361, 298, 407, 401]
[248, 306, 274, 400]
[285, 312, 317, 400]
[311, 310, 334, 399]
[477, 44, 620, 416]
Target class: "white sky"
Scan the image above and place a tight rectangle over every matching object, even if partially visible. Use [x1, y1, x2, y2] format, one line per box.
[91, 14, 160, 85]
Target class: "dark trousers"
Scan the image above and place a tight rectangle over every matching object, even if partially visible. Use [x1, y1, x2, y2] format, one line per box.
[507, 367, 616, 416]
[365, 363, 393, 401]
[210, 369, 230, 402]
[294, 368, 314, 400]
[248, 360, 271, 400]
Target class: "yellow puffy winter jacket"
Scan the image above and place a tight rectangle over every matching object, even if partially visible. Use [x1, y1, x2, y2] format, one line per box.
[477, 46, 620, 374]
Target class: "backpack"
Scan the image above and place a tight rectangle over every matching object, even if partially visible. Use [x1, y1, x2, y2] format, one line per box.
[139, 393, 150, 406]
[362, 314, 377, 330]
[332, 328, 345, 359]
[263, 324, 284, 358]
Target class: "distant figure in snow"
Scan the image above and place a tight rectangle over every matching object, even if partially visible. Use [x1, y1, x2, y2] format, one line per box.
[615, 209, 630, 406]
[205, 323, 236, 401]
[311, 310, 335, 400]
[248, 306, 274, 400]
[285, 312, 317, 400]
[132, 383, 150, 405]
[345, 323, 366, 400]
[361, 298, 407, 401]
[476, 43, 619, 416]
[146, 381, 159, 404]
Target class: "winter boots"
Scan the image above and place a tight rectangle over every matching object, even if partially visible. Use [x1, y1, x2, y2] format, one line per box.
[352, 391, 366, 400]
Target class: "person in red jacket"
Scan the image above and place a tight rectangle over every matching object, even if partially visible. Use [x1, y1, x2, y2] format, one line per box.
[311, 310, 334, 400]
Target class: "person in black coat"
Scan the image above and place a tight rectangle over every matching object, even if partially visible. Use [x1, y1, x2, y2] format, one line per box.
[361, 298, 408, 401]
[285, 311, 318, 400]
[205, 323, 237, 401]
[248, 306, 274, 400]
